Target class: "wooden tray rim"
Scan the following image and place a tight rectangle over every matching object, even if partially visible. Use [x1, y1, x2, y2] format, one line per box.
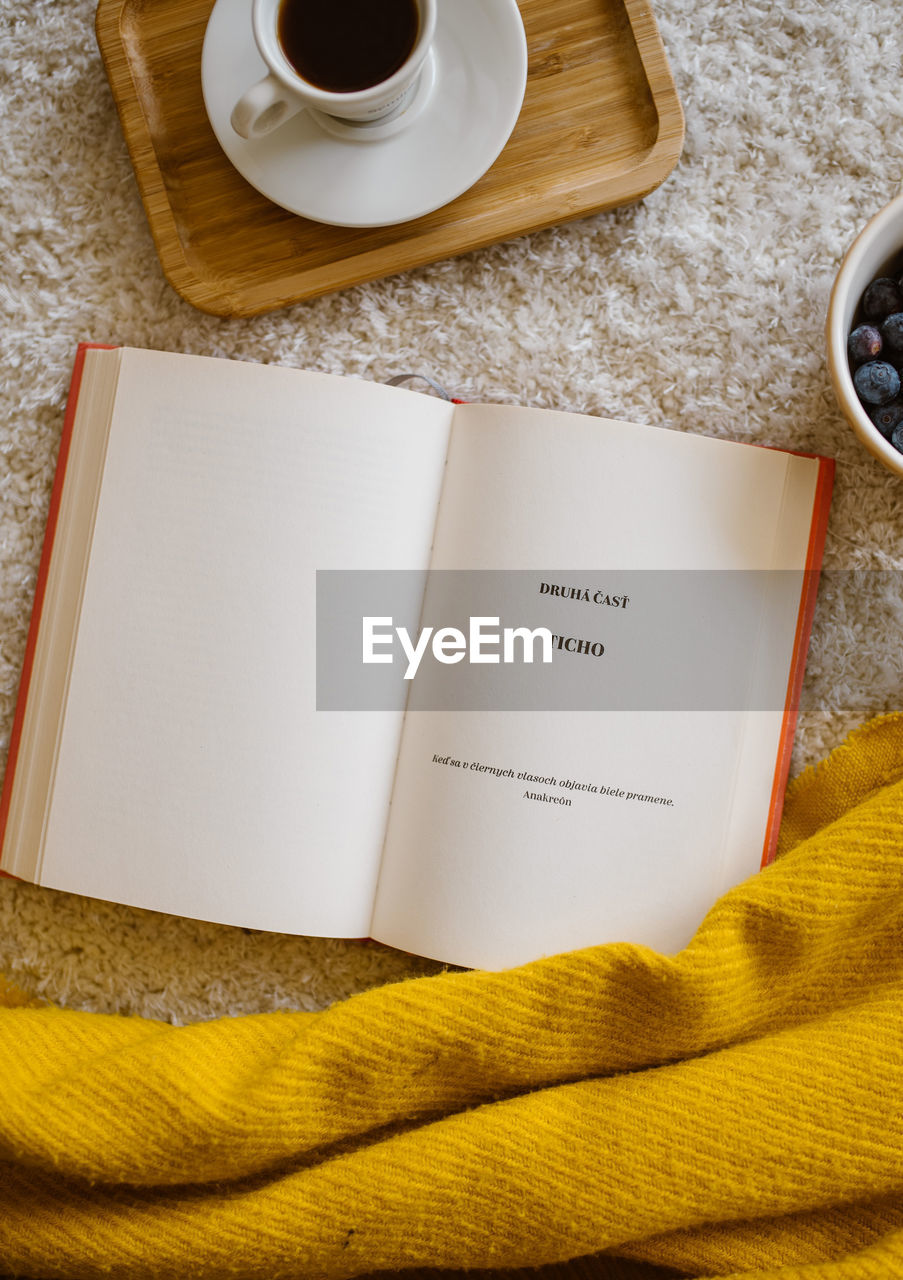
[95, 0, 685, 317]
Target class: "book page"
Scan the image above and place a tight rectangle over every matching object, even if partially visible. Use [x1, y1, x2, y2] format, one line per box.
[371, 404, 822, 969]
[37, 349, 454, 935]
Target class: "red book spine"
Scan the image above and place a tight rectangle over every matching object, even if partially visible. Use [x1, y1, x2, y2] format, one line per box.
[0, 344, 117, 873]
[759, 454, 834, 867]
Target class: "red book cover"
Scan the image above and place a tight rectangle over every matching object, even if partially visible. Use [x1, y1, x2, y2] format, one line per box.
[0, 343, 116, 870]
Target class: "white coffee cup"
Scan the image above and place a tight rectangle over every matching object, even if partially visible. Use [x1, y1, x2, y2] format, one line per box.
[230, 0, 437, 140]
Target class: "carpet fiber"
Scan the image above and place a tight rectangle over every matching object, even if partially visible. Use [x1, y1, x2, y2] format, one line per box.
[1, 0, 902, 1023]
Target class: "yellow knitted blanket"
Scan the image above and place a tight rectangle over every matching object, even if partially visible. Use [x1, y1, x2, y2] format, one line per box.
[2, 712, 903, 1280]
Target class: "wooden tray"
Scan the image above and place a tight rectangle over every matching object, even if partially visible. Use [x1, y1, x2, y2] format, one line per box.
[96, 0, 684, 317]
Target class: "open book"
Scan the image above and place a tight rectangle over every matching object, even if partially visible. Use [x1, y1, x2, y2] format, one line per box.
[0, 347, 833, 969]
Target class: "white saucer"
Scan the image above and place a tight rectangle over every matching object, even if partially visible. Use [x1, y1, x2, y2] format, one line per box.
[201, 0, 528, 228]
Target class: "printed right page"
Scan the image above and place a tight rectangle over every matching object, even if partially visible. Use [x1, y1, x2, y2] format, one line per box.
[371, 403, 830, 970]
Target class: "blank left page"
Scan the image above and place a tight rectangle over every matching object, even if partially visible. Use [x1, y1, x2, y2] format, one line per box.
[36, 349, 454, 935]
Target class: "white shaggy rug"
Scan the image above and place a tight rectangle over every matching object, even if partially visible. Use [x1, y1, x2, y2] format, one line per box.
[1, 0, 902, 1022]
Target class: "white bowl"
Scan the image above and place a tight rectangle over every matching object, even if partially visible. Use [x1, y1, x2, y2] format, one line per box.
[827, 190, 903, 479]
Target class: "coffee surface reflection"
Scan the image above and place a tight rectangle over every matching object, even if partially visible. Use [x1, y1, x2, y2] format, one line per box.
[277, 0, 420, 94]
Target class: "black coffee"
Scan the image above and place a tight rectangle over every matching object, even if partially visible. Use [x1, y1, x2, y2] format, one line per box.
[278, 0, 420, 94]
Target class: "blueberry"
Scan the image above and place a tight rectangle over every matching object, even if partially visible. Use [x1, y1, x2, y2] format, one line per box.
[892, 423, 903, 455]
[854, 360, 901, 405]
[848, 323, 882, 365]
[868, 399, 903, 438]
[880, 312, 903, 358]
[863, 278, 903, 321]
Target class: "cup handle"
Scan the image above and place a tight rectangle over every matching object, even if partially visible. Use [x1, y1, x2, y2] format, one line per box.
[230, 73, 303, 139]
